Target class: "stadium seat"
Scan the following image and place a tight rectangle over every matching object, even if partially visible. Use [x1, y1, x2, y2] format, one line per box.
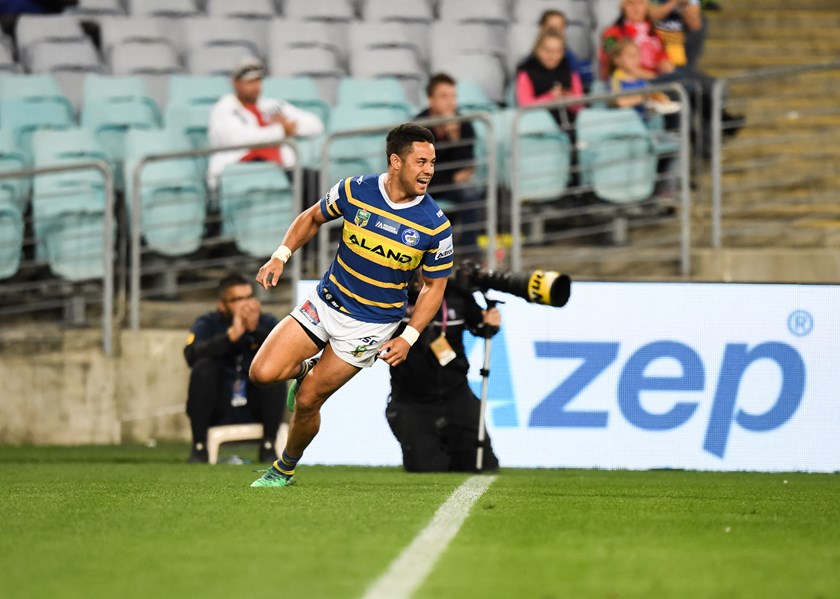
[0, 73, 75, 123]
[438, 0, 510, 27]
[127, 0, 201, 18]
[98, 16, 176, 58]
[110, 40, 182, 75]
[218, 162, 294, 257]
[362, 0, 434, 23]
[348, 47, 426, 106]
[182, 17, 268, 63]
[187, 46, 258, 77]
[324, 105, 400, 181]
[0, 97, 75, 156]
[431, 53, 506, 105]
[261, 76, 331, 126]
[336, 77, 415, 120]
[0, 40, 18, 74]
[282, 0, 355, 23]
[31, 128, 111, 281]
[454, 79, 498, 113]
[65, 0, 125, 16]
[206, 422, 288, 465]
[83, 74, 162, 122]
[348, 21, 427, 69]
[507, 23, 537, 75]
[576, 107, 658, 203]
[266, 19, 347, 66]
[15, 14, 87, 64]
[268, 46, 345, 105]
[429, 22, 507, 70]
[205, 0, 276, 19]
[0, 129, 30, 208]
[165, 75, 229, 153]
[0, 193, 23, 280]
[512, 110, 572, 202]
[124, 128, 207, 257]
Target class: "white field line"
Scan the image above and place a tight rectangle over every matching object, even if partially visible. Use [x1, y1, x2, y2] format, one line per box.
[362, 475, 497, 599]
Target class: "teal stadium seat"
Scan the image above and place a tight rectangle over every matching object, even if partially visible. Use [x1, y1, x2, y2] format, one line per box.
[336, 77, 415, 120]
[83, 74, 162, 122]
[0, 128, 31, 209]
[0, 97, 74, 156]
[513, 109, 572, 202]
[0, 192, 23, 279]
[165, 75, 229, 152]
[125, 128, 207, 257]
[0, 73, 75, 122]
[324, 105, 404, 183]
[218, 162, 293, 258]
[261, 76, 331, 127]
[31, 128, 111, 281]
[454, 79, 498, 114]
[577, 107, 658, 204]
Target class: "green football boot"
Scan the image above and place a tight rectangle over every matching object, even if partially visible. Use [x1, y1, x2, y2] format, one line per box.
[250, 468, 296, 488]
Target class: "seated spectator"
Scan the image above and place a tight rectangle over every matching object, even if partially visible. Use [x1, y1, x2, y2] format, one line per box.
[537, 9, 594, 89]
[207, 56, 324, 190]
[516, 29, 584, 128]
[609, 38, 678, 118]
[183, 273, 285, 464]
[414, 73, 482, 254]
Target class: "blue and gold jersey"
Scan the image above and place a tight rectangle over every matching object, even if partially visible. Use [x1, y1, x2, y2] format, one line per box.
[317, 174, 453, 323]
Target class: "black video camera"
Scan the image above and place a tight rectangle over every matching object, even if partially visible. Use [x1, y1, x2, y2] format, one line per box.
[454, 262, 571, 307]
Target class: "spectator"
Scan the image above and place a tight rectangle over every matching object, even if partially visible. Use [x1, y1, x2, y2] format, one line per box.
[183, 273, 285, 464]
[207, 56, 324, 190]
[608, 38, 677, 117]
[414, 73, 482, 254]
[538, 9, 594, 89]
[386, 273, 500, 473]
[516, 29, 584, 128]
[648, 0, 702, 70]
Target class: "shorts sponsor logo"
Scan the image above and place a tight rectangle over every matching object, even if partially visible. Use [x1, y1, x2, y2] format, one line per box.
[355, 209, 371, 228]
[299, 300, 320, 325]
[435, 235, 454, 260]
[374, 217, 399, 235]
[402, 228, 420, 247]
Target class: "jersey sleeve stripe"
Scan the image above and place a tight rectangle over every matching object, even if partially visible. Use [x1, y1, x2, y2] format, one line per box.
[326, 197, 341, 217]
[422, 261, 454, 272]
[329, 274, 406, 309]
[337, 254, 407, 289]
[344, 178, 438, 236]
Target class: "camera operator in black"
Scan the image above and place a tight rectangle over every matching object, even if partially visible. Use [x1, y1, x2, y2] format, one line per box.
[184, 273, 286, 464]
[386, 276, 501, 473]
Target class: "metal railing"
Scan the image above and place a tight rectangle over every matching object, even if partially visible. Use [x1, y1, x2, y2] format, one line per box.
[509, 82, 693, 276]
[710, 61, 840, 248]
[129, 139, 303, 330]
[316, 113, 499, 273]
[0, 161, 115, 354]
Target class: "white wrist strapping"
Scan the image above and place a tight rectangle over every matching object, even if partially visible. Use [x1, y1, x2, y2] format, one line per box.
[271, 244, 292, 263]
[399, 325, 420, 347]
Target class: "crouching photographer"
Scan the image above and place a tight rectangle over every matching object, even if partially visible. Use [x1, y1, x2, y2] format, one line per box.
[386, 270, 501, 473]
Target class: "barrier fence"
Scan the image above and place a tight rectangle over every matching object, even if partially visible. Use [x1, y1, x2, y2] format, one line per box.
[710, 62, 840, 248]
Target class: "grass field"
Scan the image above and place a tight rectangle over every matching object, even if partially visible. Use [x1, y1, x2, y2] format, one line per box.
[1, 444, 838, 599]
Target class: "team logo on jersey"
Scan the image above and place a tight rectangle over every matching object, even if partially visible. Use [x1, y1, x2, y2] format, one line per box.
[401, 228, 420, 246]
[435, 234, 454, 260]
[354, 209, 371, 228]
[374, 216, 399, 235]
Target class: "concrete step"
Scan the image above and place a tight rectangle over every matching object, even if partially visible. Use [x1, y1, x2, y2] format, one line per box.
[707, 10, 840, 30]
[703, 39, 840, 59]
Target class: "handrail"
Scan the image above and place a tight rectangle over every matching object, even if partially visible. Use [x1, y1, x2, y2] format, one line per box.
[509, 82, 692, 275]
[129, 139, 302, 330]
[316, 113, 498, 274]
[0, 161, 115, 355]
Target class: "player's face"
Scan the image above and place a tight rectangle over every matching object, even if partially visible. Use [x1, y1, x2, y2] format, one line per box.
[397, 141, 435, 197]
[535, 36, 564, 70]
[427, 83, 457, 117]
[233, 77, 262, 104]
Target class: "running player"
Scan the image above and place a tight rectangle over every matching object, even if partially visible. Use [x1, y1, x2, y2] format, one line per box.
[250, 123, 453, 488]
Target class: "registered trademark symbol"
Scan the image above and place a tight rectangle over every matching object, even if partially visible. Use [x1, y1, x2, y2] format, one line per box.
[787, 310, 813, 337]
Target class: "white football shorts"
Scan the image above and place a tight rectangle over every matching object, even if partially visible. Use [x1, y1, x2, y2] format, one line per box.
[290, 287, 400, 369]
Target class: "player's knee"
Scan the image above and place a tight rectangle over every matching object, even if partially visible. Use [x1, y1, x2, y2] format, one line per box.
[248, 358, 276, 387]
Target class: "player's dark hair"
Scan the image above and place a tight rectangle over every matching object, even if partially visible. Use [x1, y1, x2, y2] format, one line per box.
[385, 123, 435, 162]
[426, 72, 457, 98]
[217, 272, 251, 298]
[539, 9, 566, 27]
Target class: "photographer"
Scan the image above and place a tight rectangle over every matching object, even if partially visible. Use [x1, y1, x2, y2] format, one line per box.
[386, 274, 501, 473]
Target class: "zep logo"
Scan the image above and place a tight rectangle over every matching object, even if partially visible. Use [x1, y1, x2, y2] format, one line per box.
[527, 340, 806, 458]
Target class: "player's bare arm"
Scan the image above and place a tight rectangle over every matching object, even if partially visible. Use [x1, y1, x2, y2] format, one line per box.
[256, 204, 328, 289]
[380, 274, 448, 366]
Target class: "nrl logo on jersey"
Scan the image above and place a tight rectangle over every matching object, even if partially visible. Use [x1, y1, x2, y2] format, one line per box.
[354, 208, 371, 228]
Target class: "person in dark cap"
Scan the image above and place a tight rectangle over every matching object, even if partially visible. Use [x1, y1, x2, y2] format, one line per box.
[207, 55, 324, 189]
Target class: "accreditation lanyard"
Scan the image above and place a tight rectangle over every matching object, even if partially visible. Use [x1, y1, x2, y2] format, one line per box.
[430, 298, 456, 366]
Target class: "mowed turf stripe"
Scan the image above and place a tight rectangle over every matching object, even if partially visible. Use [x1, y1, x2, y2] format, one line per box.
[362, 475, 497, 599]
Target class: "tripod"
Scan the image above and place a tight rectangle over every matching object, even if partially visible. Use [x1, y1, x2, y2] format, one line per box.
[475, 296, 502, 472]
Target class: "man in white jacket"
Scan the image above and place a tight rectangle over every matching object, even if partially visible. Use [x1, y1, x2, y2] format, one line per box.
[207, 56, 325, 190]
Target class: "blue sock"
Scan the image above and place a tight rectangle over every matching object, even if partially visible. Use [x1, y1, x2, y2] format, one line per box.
[273, 451, 301, 479]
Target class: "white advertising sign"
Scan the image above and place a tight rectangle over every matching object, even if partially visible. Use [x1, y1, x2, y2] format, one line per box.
[296, 281, 840, 472]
